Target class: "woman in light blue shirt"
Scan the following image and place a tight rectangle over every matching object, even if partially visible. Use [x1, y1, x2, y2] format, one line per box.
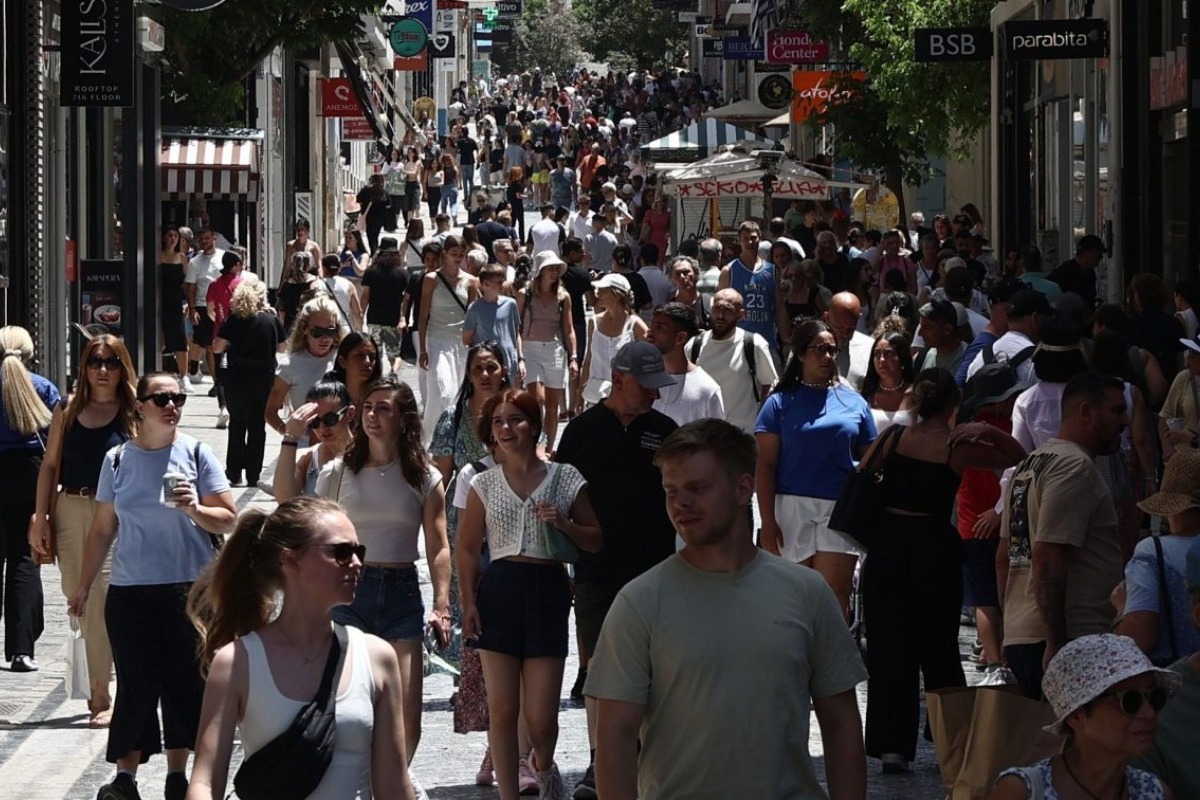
[69, 372, 235, 800]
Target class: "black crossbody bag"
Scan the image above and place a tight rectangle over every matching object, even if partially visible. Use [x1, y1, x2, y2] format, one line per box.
[233, 623, 350, 800]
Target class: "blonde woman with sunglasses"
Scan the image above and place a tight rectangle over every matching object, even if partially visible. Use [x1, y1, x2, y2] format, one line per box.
[266, 296, 345, 440]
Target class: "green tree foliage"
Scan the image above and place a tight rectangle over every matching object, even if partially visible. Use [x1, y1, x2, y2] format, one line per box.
[802, 0, 992, 209]
[151, 1, 380, 125]
[572, 0, 689, 67]
[493, 0, 587, 77]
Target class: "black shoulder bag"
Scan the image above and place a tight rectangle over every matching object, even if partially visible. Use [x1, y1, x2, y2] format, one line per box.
[233, 623, 350, 800]
[828, 424, 906, 551]
[1151, 535, 1180, 668]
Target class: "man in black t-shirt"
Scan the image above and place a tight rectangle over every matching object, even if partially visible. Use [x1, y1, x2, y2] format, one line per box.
[555, 340, 678, 797]
[1049, 233, 1104, 306]
[473, 205, 512, 262]
[360, 238, 410, 369]
[559, 238, 591, 412]
[455, 133, 480, 199]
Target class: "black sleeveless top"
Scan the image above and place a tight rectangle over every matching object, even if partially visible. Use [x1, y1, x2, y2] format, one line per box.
[161, 262, 186, 310]
[59, 414, 129, 491]
[880, 451, 960, 519]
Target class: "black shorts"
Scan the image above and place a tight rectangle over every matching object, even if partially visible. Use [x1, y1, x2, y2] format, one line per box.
[162, 309, 188, 353]
[961, 537, 1000, 607]
[574, 581, 621, 658]
[473, 560, 571, 659]
[192, 312, 215, 347]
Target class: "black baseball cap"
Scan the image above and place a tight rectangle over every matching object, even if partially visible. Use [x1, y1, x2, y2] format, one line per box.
[1076, 234, 1106, 254]
[919, 299, 958, 327]
[1007, 288, 1052, 318]
[987, 276, 1025, 305]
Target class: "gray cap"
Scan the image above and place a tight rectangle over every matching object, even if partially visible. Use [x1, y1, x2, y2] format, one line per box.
[611, 341, 677, 389]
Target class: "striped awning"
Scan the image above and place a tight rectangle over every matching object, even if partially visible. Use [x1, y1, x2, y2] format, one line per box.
[161, 137, 261, 200]
[641, 118, 774, 151]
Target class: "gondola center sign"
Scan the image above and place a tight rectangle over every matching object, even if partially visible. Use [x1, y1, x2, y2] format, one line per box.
[676, 177, 827, 200]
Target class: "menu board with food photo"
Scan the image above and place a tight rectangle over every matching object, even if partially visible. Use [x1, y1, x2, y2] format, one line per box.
[80, 260, 124, 337]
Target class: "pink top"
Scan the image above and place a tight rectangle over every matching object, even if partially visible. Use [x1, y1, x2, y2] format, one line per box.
[876, 255, 915, 290]
[205, 273, 243, 336]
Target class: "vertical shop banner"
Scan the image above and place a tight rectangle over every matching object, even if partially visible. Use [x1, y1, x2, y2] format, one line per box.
[790, 70, 867, 123]
[80, 260, 125, 336]
[404, 0, 434, 33]
[61, 0, 136, 107]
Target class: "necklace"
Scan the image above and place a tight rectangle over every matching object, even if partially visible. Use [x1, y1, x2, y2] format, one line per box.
[1061, 754, 1125, 800]
[277, 628, 332, 666]
[877, 379, 905, 392]
[368, 459, 399, 478]
[801, 379, 832, 389]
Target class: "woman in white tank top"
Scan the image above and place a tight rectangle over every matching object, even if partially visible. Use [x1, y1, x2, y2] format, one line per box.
[186, 497, 416, 800]
[580, 273, 647, 405]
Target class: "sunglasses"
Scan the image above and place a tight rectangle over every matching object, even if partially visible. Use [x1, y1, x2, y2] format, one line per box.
[308, 325, 338, 339]
[308, 408, 349, 430]
[139, 392, 188, 408]
[314, 541, 366, 566]
[86, 356, 123, 370]
[806, 345, 841, 357]
[1099, 686, 1168, 716]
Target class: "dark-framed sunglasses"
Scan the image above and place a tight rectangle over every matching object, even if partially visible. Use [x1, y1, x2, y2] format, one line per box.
[308, 407, 349, 430]
[139, 392, 187, 408]
[86, 356, 123, 370]
[1099, 686, 1168, 716]
[806, 344, 841, 358]
[314, 541, 366, 566]
[308, 325, 338, 339]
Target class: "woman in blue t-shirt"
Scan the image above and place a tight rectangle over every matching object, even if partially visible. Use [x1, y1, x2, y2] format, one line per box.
[69, 372, 235, 800]
[755, 319, 877, 618]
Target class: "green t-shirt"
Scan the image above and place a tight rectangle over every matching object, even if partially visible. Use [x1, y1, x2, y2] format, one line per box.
[1134, 656, 1200, 798]
[585, 550, 867, 799]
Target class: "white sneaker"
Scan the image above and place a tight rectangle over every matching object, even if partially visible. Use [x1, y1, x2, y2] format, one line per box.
[409, 770, 430, 800]
[216, 409, 230, 429]
[179, 378, 197, 395]
[189, 372, 206, 385]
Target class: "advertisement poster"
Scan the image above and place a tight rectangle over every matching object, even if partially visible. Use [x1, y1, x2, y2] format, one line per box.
[80, 260, 124, 336]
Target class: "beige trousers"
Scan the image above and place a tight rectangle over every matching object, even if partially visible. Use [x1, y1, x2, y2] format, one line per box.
[54, 492, 113, 687]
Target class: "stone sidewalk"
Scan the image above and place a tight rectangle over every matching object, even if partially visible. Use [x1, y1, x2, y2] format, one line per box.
[0, 372, 960, 799]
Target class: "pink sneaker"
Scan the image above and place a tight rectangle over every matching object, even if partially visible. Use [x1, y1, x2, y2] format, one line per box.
[534, 761, 567, 800]
[518, 754, 540, 795]
[476, 747, 494, 787]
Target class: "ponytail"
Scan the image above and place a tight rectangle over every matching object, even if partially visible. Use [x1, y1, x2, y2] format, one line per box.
[0, 326, 51, 436]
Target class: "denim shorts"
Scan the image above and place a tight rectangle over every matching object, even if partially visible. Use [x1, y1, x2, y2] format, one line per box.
[333, 565, 424, 642]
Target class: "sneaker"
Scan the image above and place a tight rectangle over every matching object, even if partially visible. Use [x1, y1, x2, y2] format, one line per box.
[569, 667, 588, 701]
[189, 372, 205, 385]
[881, 753, 910, 774]
[971, 635, 984, 657]
[97, 773, 141, 800]
[179, 379, 197, 395]
[207, 386, 219, 398]
[163, 773, 187, 800]
[475, 747, 495, 787]
[10, 655, 37, 672]
[572, 764, 597, 799]
[518, 755, 539, 795]
[534, 761, 567, 800]
[216, 409, 230, 429]
[409, 770, 429, 800]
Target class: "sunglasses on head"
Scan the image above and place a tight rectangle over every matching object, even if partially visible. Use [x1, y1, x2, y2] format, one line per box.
[139, 392, 187, 408]
[314, 541, 366, 566]
[308, 325, 338, 339]
[1100, 686, 1168, 716]
[86, 356, 122, 370]
[308, 407, 349, 430]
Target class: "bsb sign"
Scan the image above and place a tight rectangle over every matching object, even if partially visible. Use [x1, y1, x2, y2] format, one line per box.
[914, 27, 992, 62]
[1004, 18, 1108, 60]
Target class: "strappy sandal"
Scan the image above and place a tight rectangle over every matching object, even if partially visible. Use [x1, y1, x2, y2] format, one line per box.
[88, 699, 113, 728]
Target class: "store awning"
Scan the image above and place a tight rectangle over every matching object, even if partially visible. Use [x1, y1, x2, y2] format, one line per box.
[161, 130, 262, 200]
[705, 99, 780, 123]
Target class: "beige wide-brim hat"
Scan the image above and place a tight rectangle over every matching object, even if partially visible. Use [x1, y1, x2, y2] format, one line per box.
[1139, 448, 1200, 516]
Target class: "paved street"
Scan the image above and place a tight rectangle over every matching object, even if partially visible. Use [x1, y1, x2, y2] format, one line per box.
[0, 378, 967, 799]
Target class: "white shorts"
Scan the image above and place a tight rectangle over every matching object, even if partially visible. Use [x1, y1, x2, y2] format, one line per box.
[523, 339, 567, 390]
[774, 494, 861, 563]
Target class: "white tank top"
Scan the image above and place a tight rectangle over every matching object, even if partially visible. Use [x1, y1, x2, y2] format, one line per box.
[240, 625, 375, 800]
[583, 314, 636, 403]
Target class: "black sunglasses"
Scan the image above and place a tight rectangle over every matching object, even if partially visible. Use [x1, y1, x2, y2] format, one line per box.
[1100, 686, 1168, 716]
[308, 407, 349, 430]
[308, 325, 338, 339]
[86, 356, 123, 370]
[139, 392, 187, 408]
[314, 541, 366, 566]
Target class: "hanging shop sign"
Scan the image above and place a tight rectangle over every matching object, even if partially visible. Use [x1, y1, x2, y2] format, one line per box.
[675, 178, 828, 200]
[721, 37, 764, 60]
[390, 17, 430, 57]
[701, 37, 723, 57]
[914, 27, 992, 62]
[758, 74, 793, 109]
[1150, 47, 1188, 111]
[394, 52, 430, 70]
[342, 117, 376, 141]
[1003, 19, 1108, 60]
[430, 32, 456, 59]
[402, 0, 434, 33]
[496, 0, 522, 17]
[790, 70, 867, 123]
[62, 0, 136, 107]
[320, 78, 365, 117]
[766, 30, 831, 64]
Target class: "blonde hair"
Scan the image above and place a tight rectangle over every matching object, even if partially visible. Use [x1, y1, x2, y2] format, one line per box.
[230, 276, 267, 319]
[0, 327, 52, 436]
[286, 295, 345, 353]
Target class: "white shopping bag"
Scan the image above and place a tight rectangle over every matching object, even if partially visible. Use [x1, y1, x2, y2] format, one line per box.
[65, 616, 91, 700]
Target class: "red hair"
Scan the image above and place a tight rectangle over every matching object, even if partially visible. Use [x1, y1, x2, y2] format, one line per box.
[478, 389, 542, 446]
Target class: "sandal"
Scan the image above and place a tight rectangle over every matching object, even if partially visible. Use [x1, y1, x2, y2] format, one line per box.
[88, 699, 113, 728]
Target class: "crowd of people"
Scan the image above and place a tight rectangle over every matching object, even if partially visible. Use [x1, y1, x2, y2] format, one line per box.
[0, 67, 1196, 800]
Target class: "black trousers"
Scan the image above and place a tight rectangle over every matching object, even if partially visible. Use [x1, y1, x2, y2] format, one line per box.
[1004, 641, 1047, 701]
[0, 449, 44, 660]
[863, 513, 966, 760]
[426, 186, 442, 220]
[223, 368, 274, 483]
[105, 583, 204, 763]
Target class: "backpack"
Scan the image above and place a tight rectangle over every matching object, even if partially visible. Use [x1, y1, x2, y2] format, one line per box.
[960, 342, 1035, 420]
[688, 330, 763, 403]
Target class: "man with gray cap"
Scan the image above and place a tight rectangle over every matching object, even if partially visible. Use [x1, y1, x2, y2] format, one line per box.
[555, 340, 679, 799]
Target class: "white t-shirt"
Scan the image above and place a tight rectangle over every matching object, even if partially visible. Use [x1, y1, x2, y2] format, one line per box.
[529, 218, 561, 256]
[316, 459, 441, 563]
[277, 350, 338, 412]
[317, 276, 357, 328]
[652, 367, 725, 426]
[185, 249, 225, 307]
[685, 330, 779, 433]
[965, 330, 1037, 383]
[569, 210, 594, 241]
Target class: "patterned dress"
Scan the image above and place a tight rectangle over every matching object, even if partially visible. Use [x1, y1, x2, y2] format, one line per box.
[997, 758, 1165, 799]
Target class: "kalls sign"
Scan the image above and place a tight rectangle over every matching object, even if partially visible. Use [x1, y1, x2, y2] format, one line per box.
[766, 30, 830, 64]
[62, 0, 136, 107]
[790, 70, 866, 123]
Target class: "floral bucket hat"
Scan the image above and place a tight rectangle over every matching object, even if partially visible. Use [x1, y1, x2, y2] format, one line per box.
[1042, 634, 1183, 735]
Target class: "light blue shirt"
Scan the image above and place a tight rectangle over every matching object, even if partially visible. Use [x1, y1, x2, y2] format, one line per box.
[97, 434, 229, 586]
[464, 295, 521, 372]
